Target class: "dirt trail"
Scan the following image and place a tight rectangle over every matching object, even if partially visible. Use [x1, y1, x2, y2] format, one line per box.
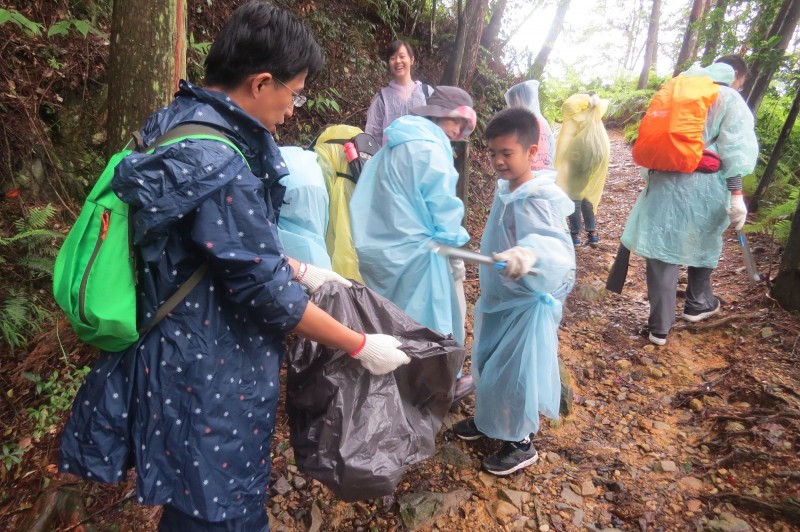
[3, 130, 799, 531]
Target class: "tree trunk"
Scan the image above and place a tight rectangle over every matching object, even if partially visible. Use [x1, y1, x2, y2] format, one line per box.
[744, 0, 800, 113]
[107, 0, 187, 155]
[480, 0, 509, 54]
[528, 0, 572, 80]
[431, 0, 437, 50]
[770, 189, 800, 310]
[638, 0, 662, 89]
[700, 0, 729, 65]
[673, 0, 708, 76]
[750, 79, 800, 212]
[458, 0, 491, 88]
[441, 0, 466, 85]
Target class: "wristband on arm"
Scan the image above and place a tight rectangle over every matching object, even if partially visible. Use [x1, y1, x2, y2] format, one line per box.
[348, 332, 367, 357]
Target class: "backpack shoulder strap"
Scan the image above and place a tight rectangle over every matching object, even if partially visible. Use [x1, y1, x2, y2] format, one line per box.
[133, 123, 246, 337]
[422, 84, 434, 99]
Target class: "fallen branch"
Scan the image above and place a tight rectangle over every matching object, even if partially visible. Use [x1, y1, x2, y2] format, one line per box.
[61, 490, 134, 532]
[674, 312, 761, 331]
[705, 493, 800, 525]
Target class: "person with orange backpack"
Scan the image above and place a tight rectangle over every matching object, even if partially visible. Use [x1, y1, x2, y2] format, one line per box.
[620, 55, 758, 346]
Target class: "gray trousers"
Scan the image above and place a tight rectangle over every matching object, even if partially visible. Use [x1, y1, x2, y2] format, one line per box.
[645, 258, 716, 335]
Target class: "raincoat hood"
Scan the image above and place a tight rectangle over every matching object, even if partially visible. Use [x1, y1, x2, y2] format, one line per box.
[385, 114, 452, 151]
[499, 170, 575, 218]
[113, 80, 289, 245]
[683, 63, 736, 86]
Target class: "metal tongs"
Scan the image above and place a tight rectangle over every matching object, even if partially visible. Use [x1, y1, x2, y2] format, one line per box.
[428, 242, 540, 277]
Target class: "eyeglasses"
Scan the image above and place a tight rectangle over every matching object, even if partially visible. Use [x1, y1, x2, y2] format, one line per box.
[275, 78, 307, 108]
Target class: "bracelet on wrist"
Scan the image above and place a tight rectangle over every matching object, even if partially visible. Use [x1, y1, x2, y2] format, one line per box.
[296, 262, 308, 282]
[348, 332, 367, 357]
[731, 190, 743, 195]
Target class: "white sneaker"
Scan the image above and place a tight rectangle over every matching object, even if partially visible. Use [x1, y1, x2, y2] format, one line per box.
[648, 332, 667, 346]
[681, 298, 721, 323]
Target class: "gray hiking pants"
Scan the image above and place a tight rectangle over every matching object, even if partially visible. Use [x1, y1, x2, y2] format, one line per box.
[645, 258, 716, 335]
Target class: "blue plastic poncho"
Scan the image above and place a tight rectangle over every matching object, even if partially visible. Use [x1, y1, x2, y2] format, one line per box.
[621, 63, 759, 268]
[505, 80, 556, 170]
[473, 170, 575, 442]
[350, 115, 469, 343]
[277, 146, 332, 269]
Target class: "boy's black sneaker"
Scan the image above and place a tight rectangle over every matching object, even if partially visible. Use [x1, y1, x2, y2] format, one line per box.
[452, 418, 485, 441]
[482, 439, 539, 476]
[681, 297, 721, 323]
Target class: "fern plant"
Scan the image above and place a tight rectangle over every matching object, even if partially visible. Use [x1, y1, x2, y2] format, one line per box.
[0, 205, 63, 353]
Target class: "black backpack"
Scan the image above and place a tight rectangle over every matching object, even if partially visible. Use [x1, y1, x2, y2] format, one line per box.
[307, 126, 379, 184]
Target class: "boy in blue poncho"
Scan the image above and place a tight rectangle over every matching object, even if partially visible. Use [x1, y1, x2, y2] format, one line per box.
[453, 108, 576, 476]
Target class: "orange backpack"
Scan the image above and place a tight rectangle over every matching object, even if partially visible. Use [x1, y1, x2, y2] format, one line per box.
[632, 76, 720, 173]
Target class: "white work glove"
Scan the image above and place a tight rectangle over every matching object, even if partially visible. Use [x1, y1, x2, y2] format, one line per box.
[350, 334, 411, 375]
[449, 258, 466, 282]
[296, 262, 352, 294]
[493, 246, 537, 280]
[727, 193, 747, 231]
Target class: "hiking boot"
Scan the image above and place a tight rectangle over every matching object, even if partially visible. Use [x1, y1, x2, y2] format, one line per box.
[681, 298, 721, 323]
[452, 375, 475, 404]
[452, 417, 485, 441]
[571, 233, 581, 247]
[587, 231, 600, 248]
[482, 439, 539, 476]
[648, 332, 667, 346]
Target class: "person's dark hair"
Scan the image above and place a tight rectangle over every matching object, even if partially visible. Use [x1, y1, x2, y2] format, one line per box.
[714, 54, 748, 78]
[384, 40, 415, 64]
[486, 108, 540, 148]
[204, 1, 325, 89]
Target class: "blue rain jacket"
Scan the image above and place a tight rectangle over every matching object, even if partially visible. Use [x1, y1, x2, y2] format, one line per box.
[473, 170, 575, 442]
[350, 115, 469, 342]
[621, 64, 759, 268]
[60, 81, 308, 522]
[277, 146, 332, 269]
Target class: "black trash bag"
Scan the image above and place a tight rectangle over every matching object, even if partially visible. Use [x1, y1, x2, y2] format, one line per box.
[287, 282, 465, 501]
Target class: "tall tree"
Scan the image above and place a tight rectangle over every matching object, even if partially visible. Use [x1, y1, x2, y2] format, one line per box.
[638, 0, 662, 89]
[770, 161, 800, 310]
[528, 0, 572, 80]
[480, 0, 509, 55]
[749, 77, 800, 212]
[107, 0, 187, 154]
[743, 0, 800, 113]
[441, 0, 490, 88]
[700, 0, 729, 65]
[673, 0, 709, 75]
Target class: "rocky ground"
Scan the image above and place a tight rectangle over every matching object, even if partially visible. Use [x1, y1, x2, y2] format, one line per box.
[2, 130, 799, 531]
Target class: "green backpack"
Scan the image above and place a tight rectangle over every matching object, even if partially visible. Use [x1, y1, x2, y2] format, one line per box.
[53, 124, 249, 352]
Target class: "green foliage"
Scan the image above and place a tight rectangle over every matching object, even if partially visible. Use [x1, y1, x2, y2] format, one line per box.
[747, 184, 798, 244]
[0, 8, 43, 36]
[0, 205, 62, 353]
[47, 18, 103, 38]
[0, 443, 24, 472]
[187, 33, 212, 84]
[306, 88, 342, 114]
[23, 364, 91, 442]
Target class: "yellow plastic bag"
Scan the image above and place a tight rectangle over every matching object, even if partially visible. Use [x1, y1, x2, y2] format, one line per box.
[311, 125, 364, 282]
[555, 94, 611, 212]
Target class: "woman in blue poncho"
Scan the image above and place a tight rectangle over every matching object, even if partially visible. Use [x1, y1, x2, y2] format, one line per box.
[621, 55, 758, 346]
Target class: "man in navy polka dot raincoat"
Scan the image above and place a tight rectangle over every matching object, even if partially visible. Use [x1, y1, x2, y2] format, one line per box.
[59, 3, 412, 530]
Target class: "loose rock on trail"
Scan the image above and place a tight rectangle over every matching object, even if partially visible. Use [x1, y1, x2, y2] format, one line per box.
[2, 130, 798, 531]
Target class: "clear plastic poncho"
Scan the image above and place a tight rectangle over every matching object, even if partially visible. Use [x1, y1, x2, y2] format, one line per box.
[505, 80, 556, 170]
[365, 81, 429, 147]
[350, 115, 469, 343]
[312, 125, 364, 282]
[473, 170, 576, 442]
[621, 63, 759, 269]
[554, 93, 611, 212]
[277, 147, 332, 269]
